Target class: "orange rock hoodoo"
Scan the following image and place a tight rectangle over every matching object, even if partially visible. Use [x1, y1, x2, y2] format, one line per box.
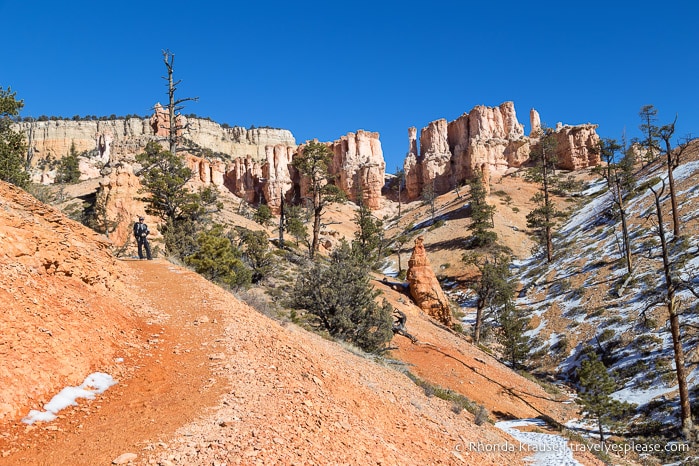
[406, 236, 454, 327]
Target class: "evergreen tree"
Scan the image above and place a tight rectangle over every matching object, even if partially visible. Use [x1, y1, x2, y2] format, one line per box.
[136, 141, 220, 258]
[185, 224, 251, 288]
[393, 166, 405, 218]
[577, 350, 634, 444]
[253, 204, 273, 226]
[467, 168, 497, 248]
[161, 50, 198, 156]
[648, 180, 693, 434]
[55, 142, 81, 184]
[526, 127, 560, 262]
[0, 86, 29, 188]
[291, 240, 393, 352]
[352, 197, 384, 265]
[284, 204, 309, 249]
[463, 250, 515, 345]
[238, 228, 274, 283]
[291, 141, 345, 259]
[497, 300, 530, 370]
[638, 104, 660, 166]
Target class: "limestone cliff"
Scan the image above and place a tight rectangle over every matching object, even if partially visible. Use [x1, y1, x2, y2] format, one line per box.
[403, 101, 600, 200]
[14, 112, 296, 184]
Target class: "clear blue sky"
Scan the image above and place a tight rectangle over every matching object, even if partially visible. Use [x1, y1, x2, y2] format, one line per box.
[2, 0, 697, 172]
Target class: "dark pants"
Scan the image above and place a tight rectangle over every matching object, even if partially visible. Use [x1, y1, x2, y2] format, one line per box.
[136, 236, 152, 260]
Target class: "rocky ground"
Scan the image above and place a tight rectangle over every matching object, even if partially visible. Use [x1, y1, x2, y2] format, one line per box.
[0, 177, 617, 465]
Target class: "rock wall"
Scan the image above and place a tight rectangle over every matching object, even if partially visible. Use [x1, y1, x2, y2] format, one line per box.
[13, 110, 296, 183]
[550, 123, 600, 170]
[403, 101, 600, 200]
[406, 236, 454, 327]
[223, 131, 386, 212]
[328, 130, 385, 210]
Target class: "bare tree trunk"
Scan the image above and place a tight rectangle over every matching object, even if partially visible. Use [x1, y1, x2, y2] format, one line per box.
[543, 149, 553, 263]
[278, 189, 285, 249]
[310, 190, 321, 260]
[616, 181, 633, 274]
[664, 138, 680, 238]
[651, 184, 693, 433]
[163, 52, 177, 156]
[473, 302, 484, 345]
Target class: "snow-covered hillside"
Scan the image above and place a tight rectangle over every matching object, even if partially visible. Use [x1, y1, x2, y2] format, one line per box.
[517, 140, 699, 430]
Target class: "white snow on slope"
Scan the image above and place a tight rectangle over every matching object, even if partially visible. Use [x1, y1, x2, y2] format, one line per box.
[22, 372, 116, 424]
[495, 419, 582, 465]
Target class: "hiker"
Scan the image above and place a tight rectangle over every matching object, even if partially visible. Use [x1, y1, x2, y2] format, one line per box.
[133, 216, 152, 260]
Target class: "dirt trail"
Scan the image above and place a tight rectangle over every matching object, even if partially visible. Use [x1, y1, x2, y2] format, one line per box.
[0, 259, 232, 466]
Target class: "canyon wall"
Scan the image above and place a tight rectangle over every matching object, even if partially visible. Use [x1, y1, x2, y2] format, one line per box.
[403, 102, 600, 200]
[13, 108, 296, 184]
[225, 131, 386, 213]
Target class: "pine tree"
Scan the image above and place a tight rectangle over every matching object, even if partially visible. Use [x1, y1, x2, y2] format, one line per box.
[284, 204, 309, 249]
[185, 224, 251, 288]
[468, 168, 497, 248]
[238, 228, 274, 283]
[292, 141, 345, 259]
[136, 141, 220, 258]
[648, 180, 693, 434]
[497, 301, 530, 370]
[352, 196, 384, 265]
[291, 240, 393, 352]
[526, 127, 560, 262]
[253, 204, 273, 226]
[161, 50, 198, 156]
[463, 250, 515, 345]
[0, 86, 29, 188]
[638, 104, 660, 167]
[577, 350, 634, 444]
[55, 142, 81, 184]
[421, 181, 436, 224]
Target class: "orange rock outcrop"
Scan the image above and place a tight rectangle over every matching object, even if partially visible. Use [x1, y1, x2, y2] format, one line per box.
[403, 101, 600, 200]
[406, 236, 454, 326]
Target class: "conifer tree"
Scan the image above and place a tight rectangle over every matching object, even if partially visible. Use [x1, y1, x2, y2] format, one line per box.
[463, 250, 515, 345]
[55, 142, 81, 184]
[284, 204, 309, 249]
[185, 224, 251, 288]
[577, 350, 634, 444]
[648, 180, 692, 434]
[291, 240, 393, 352]
[292, 141, 345, 259]
[526, 127, 560, 262]
[0, 86, 29, 188]
[497, 300, 530, 370]
[467, 168, 497, 248]
[421, 181, 436, 224]
[136, 141, 220, 258]
[253, 204, 273, 226]
[638, 104, 659, 167]
[352, 195, 384, 265]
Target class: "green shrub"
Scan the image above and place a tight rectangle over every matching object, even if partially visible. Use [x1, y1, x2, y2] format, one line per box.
[290, 240, 393, 352]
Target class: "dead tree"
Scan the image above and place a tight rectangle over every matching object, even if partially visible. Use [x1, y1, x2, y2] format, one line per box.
[392, 309, 417, 343]
[161, 50, 198, 156]
[649, 180, 693, 434]
[657, 117, 689, 238]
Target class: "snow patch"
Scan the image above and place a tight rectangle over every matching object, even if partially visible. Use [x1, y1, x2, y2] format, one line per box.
[495, 419, 582, 465]
[22, 372, 117, 425]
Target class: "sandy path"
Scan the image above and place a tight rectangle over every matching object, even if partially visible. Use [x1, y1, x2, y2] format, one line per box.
[0, 259, 233, 466]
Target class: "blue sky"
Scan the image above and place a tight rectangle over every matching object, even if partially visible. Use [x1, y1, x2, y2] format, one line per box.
[2, 0, 697, 172]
